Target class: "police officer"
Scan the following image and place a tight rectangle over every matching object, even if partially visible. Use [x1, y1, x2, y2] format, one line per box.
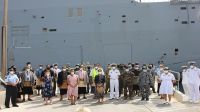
[139, 65, 152, 101]
[5, 67, 19, 108]
[122, 65, 135, 100]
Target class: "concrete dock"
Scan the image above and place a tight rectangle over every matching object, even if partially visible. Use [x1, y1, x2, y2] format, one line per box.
[1, 93, 200, 112]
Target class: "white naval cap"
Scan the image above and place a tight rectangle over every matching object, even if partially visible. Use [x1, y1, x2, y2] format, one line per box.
[188, 61, 196, 65]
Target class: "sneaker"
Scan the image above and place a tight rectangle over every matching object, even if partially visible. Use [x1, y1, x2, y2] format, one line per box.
[146, 98, 149, 101]
[83, 97, 87, 99]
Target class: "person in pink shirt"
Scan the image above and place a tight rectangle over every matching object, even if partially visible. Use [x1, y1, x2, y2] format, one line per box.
[67, 69, 79, 105]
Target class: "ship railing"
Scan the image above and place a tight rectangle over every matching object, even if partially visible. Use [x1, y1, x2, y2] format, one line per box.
[170, 0, 200, 4]
[170, 70, 181, 91]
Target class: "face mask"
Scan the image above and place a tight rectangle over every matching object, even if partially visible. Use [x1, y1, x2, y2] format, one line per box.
[190, 65, 194, 69]
[54, 66, 58, 69]
[160, 68, 164, 71]
[27, 69, 30, 72]
[63, 69, 66, 71]
[95, 67, 98, 70]
[99, 72, 102, 74]
[143, 70, 147, 72]
[28, 65, 31, 68]
[10, 71, 14, 74]
[39, 67, 43, 69]
[125, 69, 129, 72]
[112, 67, 116, 70]
[135, 67, 139, 70]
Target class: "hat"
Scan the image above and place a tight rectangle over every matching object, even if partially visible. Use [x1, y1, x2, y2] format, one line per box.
[181, 65, 187, 68]
[188, 61, 196, 65]
[111, 63, 117, 66]
[164, 67, 169, 70]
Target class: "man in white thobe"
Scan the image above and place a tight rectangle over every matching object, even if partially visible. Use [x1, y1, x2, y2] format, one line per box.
[109, 64, 120, 100]
[187, 61, 200, 103]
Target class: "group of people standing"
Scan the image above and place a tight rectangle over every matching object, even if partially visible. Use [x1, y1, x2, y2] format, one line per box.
[1, 61, 200, 108]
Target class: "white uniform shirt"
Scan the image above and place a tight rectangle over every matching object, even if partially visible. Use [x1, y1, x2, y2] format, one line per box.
[187, 67, 200, 84]
[109, 69, 120, 80]
[5, 74, 19, 84]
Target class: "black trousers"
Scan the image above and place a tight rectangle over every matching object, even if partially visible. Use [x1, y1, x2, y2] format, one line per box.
[5, 85, 18, 107]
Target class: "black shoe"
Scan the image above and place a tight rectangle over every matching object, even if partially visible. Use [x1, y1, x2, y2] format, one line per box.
[146, 98, 149, 101]
[129, 97, 133, 100]
[22, 99, 25, 102]
[13, 105, 19, 107]
[5, 105, 10, 108]
[77, 96, 80, 99]
[141, 97, 145, 101]
[28, 98, 33, 101]
[83, 97, 87, 99]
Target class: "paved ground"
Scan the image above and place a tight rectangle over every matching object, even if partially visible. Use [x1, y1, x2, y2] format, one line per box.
[1, 93, 200, 112]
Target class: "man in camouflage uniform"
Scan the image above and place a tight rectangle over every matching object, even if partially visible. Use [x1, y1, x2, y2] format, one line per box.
[122, 65, 135, 100]
[139, 65, 153, 101]
[105, 64, 111, 94]
[118, 64, 124, 97]
[132, 63, 141, 96]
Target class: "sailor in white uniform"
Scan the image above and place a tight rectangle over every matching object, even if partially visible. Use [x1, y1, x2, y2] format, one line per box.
[187, 61, 200, 103]
[109, 64, 121, 100]
[181, 65, 189, 100]
[159, 67, 176, 104]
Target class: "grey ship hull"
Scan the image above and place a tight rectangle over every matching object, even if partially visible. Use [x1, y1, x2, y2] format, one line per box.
[0, 0, 200, 70]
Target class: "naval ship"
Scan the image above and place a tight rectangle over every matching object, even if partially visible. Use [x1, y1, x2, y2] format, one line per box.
[0, 0, 200, 70]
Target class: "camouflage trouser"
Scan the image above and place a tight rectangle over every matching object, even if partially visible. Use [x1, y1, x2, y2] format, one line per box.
[105, 80, 110, 94]
[140, 85, 150, 99]
[124, 83, 133, 99]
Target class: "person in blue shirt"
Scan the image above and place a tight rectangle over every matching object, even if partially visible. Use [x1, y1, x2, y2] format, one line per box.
[4, 67, 19, 108]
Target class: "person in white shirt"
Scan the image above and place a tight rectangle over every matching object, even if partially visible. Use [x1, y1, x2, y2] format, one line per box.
[159, 67, 176, 104]
[52, 63, 61, 96]
[187, 61, 200, 103]
[109, 64, 121, 100]
[5, 67, 19, 108]
[181, 65, 189, 100]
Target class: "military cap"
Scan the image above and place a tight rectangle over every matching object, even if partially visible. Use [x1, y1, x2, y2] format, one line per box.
[181, 65, 188, 68]
[188, 61, 196, 65]
[164, 67, 169, 70]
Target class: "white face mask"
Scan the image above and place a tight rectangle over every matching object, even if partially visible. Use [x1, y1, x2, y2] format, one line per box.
[112, 67, 116, 70]
[63, 69, 66, 71]
[54, 66, 58, 69]
[46, 73, 50, 77]
[99, 72, 102, 74]
[190, 65, 194, 69]
[39, 67, 43, 69]
[125, 69, 129, 72]
[143, 70, 147, 72]
[27, 69, 30, 72]
[10, 71, 14, 75]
